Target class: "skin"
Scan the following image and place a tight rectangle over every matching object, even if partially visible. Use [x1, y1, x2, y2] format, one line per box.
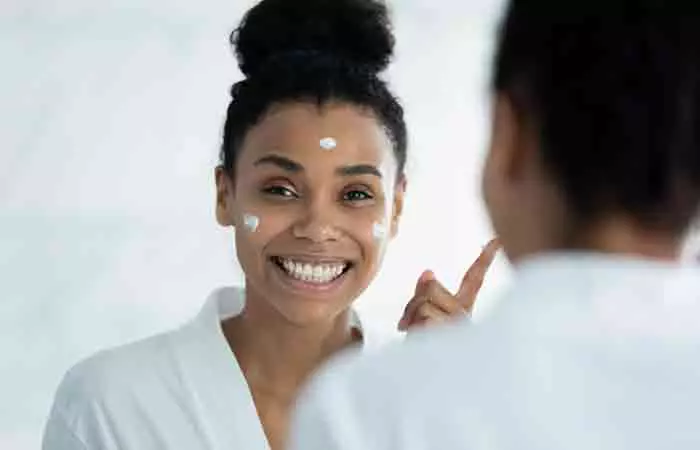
[215, 101, 496, 449]
[482, 93, 684, 262]
[398, 238, 500, 330]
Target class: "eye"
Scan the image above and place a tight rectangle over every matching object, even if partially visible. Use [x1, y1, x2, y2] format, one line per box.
[343, 189, 374, 203]
[262, 185, 298, 199]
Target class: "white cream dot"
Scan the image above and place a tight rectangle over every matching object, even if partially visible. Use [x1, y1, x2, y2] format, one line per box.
[320, 137, 337, 150]
[243, 214, 260, 232]
[372, 222, 387, 240]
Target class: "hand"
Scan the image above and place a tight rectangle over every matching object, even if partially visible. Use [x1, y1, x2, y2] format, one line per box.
[397, 239, 500, 331]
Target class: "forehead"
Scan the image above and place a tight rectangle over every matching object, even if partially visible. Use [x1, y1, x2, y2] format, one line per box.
[237, 101, 397, 171]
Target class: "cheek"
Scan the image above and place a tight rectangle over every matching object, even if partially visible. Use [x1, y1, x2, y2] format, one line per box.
[234, 209, 291, 260]
[482, 152, 504, 225]
[349, 210, 392, 263]
[374, 191, 399, 247]
[481, 157, 495, 214]
[481, 155, 520, 255]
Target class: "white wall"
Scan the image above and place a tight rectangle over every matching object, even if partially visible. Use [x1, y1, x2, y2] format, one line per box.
[0, 1, 509, 447]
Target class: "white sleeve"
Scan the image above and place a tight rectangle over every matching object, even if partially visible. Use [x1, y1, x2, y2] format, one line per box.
[42, 411, 89, 450]
[42, 363, 105, 450]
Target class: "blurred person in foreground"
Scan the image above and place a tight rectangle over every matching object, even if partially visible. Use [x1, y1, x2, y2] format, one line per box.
[288, 2, 700, 449]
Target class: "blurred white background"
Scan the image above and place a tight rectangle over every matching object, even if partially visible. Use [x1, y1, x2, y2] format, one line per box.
[11, 1, 700, 448]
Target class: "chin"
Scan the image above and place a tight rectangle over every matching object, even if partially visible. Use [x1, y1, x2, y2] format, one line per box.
[262, 296, 353, 329]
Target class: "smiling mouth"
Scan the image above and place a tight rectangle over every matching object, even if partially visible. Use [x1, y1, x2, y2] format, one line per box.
[270, 256, 352, 284]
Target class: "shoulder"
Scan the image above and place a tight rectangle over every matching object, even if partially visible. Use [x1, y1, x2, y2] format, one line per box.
[48, 285, 243, 423]
[322, 318, 504, 391]
[45, 326, 195, 448]
[49, 327, 184, 424]
[292, 321, 508, 448]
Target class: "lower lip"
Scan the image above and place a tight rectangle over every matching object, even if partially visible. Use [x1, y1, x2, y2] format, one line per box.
[270, 260, 350, 293]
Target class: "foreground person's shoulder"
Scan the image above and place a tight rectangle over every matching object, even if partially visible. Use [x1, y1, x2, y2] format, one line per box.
[289, 321, 489, 450]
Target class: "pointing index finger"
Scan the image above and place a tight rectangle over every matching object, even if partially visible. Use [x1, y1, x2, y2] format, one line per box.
[415, 269, 435, 295]
[456, 238, 501, 308]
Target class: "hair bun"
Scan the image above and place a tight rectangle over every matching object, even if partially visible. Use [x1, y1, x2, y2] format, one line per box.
[232, 0, 395, 77]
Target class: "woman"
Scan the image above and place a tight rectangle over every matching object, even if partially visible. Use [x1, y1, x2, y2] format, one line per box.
[42, 1, 496, 449]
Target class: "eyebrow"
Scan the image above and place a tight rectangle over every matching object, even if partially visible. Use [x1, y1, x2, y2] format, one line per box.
[253, 154, 382, 178]
[336, 164, 382, 178]
[253, 154, 303, 172]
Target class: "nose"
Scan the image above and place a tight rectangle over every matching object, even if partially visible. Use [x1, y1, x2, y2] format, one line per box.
[292, 197, 342, 243]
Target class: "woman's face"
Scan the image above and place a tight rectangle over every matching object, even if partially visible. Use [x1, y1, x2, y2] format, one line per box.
[216, 102, 405, 325]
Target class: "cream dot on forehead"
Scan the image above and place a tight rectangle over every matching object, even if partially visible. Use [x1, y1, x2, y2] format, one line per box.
[319, 137, 337, 150]
[242, 213, 260, 232]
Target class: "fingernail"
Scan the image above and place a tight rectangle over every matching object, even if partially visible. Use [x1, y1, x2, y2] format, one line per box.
[420, 270, 435, 282]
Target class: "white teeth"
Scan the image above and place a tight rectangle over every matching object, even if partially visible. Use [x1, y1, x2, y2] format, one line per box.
[303, 264, 313, 280]
[277, 258, 347, 284]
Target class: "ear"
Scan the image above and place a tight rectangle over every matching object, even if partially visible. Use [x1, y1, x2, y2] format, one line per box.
[215, 166, 236, 227]
[490, 93, 534, 182]
[390, 174, 407, 238]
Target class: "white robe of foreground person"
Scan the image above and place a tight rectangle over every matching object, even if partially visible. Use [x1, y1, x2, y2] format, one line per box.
[289, 254, 700, 450]
[42, 287, 369, 450]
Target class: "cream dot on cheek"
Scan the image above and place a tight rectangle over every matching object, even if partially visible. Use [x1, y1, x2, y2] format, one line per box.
[372, 221, 387, 241]
[242, 214, 260, 233]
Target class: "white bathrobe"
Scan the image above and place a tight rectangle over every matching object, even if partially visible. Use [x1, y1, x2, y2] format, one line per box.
[42, 287, 367, 449]
[289, 254, 700, 450]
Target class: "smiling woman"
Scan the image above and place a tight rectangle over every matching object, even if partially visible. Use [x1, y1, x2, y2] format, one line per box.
[41, 0, 408, 449]
[40, 1, 492, 449]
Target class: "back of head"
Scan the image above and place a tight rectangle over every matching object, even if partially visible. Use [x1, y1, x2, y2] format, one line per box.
[493, 1, 700, 236]
[221, 0, 406, 177]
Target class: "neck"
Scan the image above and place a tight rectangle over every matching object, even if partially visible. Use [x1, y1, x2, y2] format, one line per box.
[570, 215, 684, 260]
[222, 289, 358, 400]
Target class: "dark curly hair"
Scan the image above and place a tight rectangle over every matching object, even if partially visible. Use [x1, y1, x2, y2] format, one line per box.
[220, 0, 406, 179]
[493, 2, 700, 234]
